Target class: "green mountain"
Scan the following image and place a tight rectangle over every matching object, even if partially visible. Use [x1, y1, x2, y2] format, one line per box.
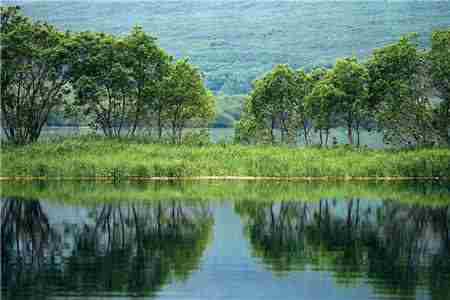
[9, 0, 450, 126]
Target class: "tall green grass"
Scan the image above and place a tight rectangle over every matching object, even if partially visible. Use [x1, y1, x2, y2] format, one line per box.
[1, 137, 449, 179]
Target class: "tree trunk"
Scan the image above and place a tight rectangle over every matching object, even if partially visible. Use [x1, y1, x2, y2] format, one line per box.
[356, 132, 360, 147]
[347, 123, 354, 145]
[271, 116, 276, 144]
[157, 109, 162, 140]
[303, 122, 309, 145]
[319, 129, 323, 147]
[172, 123, 177, 144]
[356, 125, 361, 148]
[178, 127, 183, 144]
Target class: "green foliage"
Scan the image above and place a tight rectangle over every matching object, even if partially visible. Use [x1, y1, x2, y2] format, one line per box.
[305, 70, 340, 146]
[367, 35, 439, 147]
[2, 6, 449, 149]
[181, 129, 211, 146]
[430, 29, 450, 101]
[244, 65, 303, 144]
[429, 29, 450, 145]
[70, 27, 170, 137]
[330, 57, 370, 145]
[242, 59, 370, 146]
[1, 6, 214, 144]
[160, 59, 216, 143]
[214, 94, 245, 127]
[1, 6, 73, 144]
[234, 113, 261, 145]
[15, 1, 450, 96]
[1, 138, 449, 179]
[239, 32, 449, 148]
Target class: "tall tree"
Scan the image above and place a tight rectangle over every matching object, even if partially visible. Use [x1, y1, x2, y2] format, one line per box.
[367, 35, 438, 147]
[71, 31, 133, 137]
[291, 69, 313, 145]
[429, 29, 450, 146]
[161, 59, 216, 143]
[234, 96, 269, 144]
[123, 26, 170, 135]
[305, 71, 341, 147]
[330, 57, 369, 146]
[1, 6, 73, 144]
[247, 64, 297, 144]
[71, 29, 169, 137]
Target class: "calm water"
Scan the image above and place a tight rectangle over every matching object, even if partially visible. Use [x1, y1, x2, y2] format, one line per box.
[1, 181, 450, 300]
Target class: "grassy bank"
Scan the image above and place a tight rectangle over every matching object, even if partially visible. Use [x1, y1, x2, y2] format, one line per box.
[1, 137, 450, 179]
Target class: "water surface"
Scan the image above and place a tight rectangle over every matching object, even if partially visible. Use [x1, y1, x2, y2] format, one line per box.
[2, 181, 450, 299]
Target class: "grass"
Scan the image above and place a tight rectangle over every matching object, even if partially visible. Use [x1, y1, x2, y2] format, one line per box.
[1, 136, 450, 180]
[1, 181, 449, 206]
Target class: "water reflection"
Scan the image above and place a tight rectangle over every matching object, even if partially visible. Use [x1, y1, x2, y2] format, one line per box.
[1, 197, 213, 299]
[236, 199, 450, 299]
[1, 181, 450, 300]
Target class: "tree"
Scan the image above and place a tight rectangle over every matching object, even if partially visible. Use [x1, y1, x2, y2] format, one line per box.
[71, 32, 132, 137]
[330, 57, 369, 146]
[305, 71, 341, 147]
[1, 6, 73, 144]
[71, 29, 169, 137]
[367, 35, 438, 147]
[247, 64, 298, 144]
[146, 80, 169, 139]
[161, 59, 215, 143]
[123, 26, 170, 135]
[429, 29, 450, 146]
[234, 96, 268, 144]
[291, 69, 313, 145]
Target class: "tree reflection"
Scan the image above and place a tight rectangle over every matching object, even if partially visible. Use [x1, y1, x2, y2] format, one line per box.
[1, 197, 62, 300]
[236, 199, 450, 299]
[1, 198, 213, 299]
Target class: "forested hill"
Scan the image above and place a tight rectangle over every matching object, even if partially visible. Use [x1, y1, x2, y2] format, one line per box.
[9, 0, 450, 96]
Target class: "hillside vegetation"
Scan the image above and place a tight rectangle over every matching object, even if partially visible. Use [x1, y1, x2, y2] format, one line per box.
[15, 1, 450, 95]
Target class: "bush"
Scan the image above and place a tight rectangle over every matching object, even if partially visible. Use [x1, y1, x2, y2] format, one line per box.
[182, 129, 211, 146]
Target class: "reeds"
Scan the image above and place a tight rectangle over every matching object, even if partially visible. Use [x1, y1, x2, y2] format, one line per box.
[1, 137, 449, 179]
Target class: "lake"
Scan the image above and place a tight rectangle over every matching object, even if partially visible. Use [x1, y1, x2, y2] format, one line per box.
[1, 181, 449, 299]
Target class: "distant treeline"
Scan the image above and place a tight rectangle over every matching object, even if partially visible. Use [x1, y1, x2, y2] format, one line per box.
[1, 6, 215, 145]
[236, 32, 450, 147]
[1, 6, 449, 148]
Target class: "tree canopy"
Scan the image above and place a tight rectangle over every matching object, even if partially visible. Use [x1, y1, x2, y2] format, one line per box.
[0, 6, 215, 144]
[1, 6, 448, 148]
[238, 32, 449, 148]
[1, 6, 73, 144]
[430, 29, 450, 145]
